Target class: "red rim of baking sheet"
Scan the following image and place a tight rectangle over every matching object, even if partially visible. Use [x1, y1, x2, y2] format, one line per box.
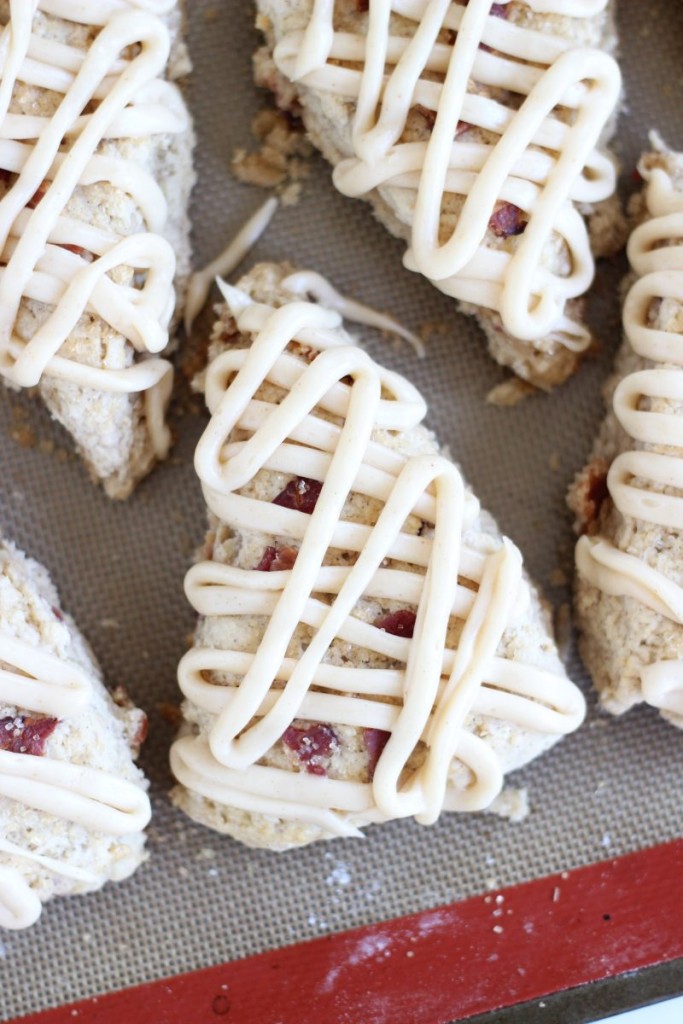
[11, 837, 683, 1024]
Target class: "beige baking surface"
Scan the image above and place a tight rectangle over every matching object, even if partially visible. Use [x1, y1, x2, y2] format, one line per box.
[1, 2, 682, 1018]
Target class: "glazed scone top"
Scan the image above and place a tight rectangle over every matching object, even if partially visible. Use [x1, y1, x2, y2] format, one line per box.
[0, 1, 190, 457]
[576, 157, 683, 718]
[171, 270, 585, 839]
[0, 544, 151, 930]
[268, 0, 621, 348]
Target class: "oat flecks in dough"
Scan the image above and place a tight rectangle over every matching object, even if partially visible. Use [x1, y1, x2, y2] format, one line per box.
[571, 140, 683, 728]
[253, 0, 622, 389]
[0, 538, 150, 930]
[169, 261, 585, 851]
[0, 2, 195, 499]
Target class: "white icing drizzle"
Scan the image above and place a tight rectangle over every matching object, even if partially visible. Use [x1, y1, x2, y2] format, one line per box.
[171, 277, 584, 838]
[0, 1, 189, 457]
[0, 633, 151, 930]
[271, 0, 620, 347]
[575, 160, 683, 716]
[184, 198, 279, 335]
[184, 212, 426, 356]
[283, 269, 425, 355]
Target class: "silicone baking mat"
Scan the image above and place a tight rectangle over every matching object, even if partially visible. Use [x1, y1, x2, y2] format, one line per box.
[1, 1, 682, 1019]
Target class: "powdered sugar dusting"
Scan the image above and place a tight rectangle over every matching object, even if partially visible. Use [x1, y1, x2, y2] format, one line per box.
[321, 931, 394, 993]
[325, 858, 351, 889]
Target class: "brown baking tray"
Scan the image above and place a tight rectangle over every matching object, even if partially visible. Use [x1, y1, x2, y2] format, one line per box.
[2, 2, 683, 1020]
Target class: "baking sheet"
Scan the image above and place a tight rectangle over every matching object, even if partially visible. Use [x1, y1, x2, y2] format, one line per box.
[1, 2, 683, 1018]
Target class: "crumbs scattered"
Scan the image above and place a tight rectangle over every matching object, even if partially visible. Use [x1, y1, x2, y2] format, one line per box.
[488, 786, 529, 822]
[232, 109, 312, 201]
[10, 423, 36, 449]
[7, 402, 72, 461]
[549, 567, 568, 588]
[486, 378, 537, 407]
[418, 320, 448, 345]
[158, 702, 183, 729]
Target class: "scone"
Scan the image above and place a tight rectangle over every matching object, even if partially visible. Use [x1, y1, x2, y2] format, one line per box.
[0, 539, 151, 929]
[169, 262, 585, 850]
[572, 140, 683, 728]
[0, 2, 195, 499]
[253, 0, 622, 389]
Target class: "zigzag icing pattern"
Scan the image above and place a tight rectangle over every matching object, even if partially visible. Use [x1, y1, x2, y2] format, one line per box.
[271, 0, 621, 347]
[171, 272, 584, 838]
[0, 0, 189, 456]
[576, 163, 683, 718]
[0, 634, 151, 929]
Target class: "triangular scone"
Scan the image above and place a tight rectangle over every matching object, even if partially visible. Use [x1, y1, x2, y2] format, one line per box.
[0, 540, 151, 929]
[254, 1, 622, 389]
[572, 141, 683, 727]
[170, 262, 585, 850]
[0, 3, 195, 499]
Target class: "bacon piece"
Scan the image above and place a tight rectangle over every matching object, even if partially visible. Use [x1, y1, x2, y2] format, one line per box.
[0, 716, 58, 756]
[465, 0, 509, 8]
[364, 728, 391, 780]
[59, 243, 95, 262]
[568, 457, 610, 535]
[282, 724, 339, 776]
[479, 6, 508, 53]
[415, 104, 471, 138]
[374, 609, 417, 639]
[159, 702, 184, 731]
[111, 686, 149, 751]
[489, 202, 527, 238]
[255, 546, 298, 572]
[132, 713, 149, 748]
[272, 477, 323, 514]
[26, 184, 47, 209]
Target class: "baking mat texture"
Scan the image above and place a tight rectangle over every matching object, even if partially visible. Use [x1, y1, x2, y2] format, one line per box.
[1, 1, 683, 1018]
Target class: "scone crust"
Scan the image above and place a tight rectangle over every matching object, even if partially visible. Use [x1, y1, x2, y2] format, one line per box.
[0, 539, 149, 914]
[570, 142, 683, 726]
[254, 1, 622, 389]
[0, 3, 195, 499]
[171, 262, 581, 850]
